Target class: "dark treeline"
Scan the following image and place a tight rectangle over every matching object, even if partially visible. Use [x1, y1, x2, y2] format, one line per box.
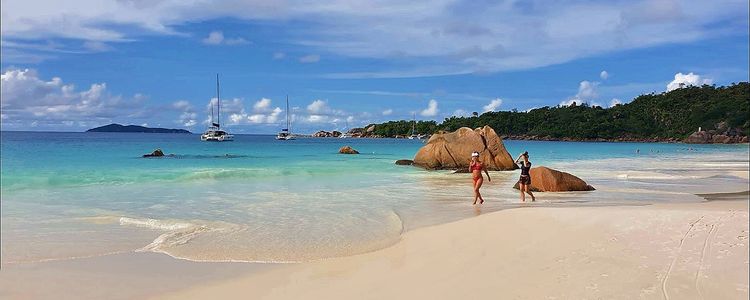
[367, 82, 749, 140]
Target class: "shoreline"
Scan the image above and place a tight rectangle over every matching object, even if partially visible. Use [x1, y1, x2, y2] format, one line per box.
[156, 196, 750, 300]
[2, 192, 747, 299]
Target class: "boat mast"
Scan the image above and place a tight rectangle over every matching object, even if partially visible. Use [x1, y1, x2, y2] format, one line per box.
[286, 95, 290, 133]
[412, 112, 416, 135]
[216, 73, 221, 128]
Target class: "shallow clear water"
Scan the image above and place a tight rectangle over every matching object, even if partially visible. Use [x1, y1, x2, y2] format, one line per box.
[1, 132, 748, 263]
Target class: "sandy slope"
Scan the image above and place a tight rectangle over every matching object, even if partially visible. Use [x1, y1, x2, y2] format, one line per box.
[156, 198, 749, 300]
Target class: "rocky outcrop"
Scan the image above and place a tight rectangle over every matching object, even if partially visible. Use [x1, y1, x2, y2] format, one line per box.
[685, 130, 746, 144]
[513, 166, 595, 192]
[339, 146, 359, 154]
[413, 126, 517, 170]
[143, 148, 165, 157]
[395, 159, 414, 165]
[684, 131, 712, 144]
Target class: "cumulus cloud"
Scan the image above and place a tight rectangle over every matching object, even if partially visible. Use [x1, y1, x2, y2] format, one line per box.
[666, 72, 713, 91]
[576, 81, 600, 100]
[202, 30, 249, 46]
[420, 99, 439, 117]
[299, 54, 321, 63]
[307, 99, 329, 114]
[561, 80, 601, 106]
[1, 68, 151, 129]
[483, 98, 502, 112]
[382, 108, 393, 116]
[600, 70, 609, 80]
[609, 98, 622, 107]
[253, 98, 272, 112]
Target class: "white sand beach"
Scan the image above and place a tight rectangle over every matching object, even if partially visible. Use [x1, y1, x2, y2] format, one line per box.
[7, 195, 745, 300]
[151, 196, 748, 300]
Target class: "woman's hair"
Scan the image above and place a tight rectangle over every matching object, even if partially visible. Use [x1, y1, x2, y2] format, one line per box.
[523, 151, 529, 158]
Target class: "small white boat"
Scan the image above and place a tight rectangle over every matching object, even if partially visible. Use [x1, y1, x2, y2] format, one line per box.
[201, 128, 234, 141]
[276, 96, 296, 140]
[201, 74, 234, 142]
[339, 120, 350, 138]
[407, 113, 421, 140]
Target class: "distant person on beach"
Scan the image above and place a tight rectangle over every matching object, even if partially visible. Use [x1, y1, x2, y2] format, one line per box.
[470, 151, 491, 205]
[515, 151, 536, 202]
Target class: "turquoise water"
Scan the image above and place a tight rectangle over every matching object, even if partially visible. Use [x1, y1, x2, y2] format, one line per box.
[2, 132, 748, 263]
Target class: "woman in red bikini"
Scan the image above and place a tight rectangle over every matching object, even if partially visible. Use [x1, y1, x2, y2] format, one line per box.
[470, 151, 491, 205]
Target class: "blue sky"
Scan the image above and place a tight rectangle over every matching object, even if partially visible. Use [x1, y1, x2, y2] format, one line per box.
[1, 0, 748, 133]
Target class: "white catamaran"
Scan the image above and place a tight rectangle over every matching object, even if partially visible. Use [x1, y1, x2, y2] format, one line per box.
[276, 96, 295, 140]
[408, 113, 420, 140]
[201, 74, 234, 142]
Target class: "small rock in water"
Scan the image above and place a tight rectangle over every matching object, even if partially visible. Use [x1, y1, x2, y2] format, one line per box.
[339, 146, 360, 154]
[143, 148, 165, 157]
[395, 159, 414, 165]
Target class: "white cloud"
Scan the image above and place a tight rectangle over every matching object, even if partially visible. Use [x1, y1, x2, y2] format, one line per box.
[202, 30, 249, 46]
[299, 54, 321, 63]
[1, 68, 151, 128]
[172, 100, 191, 110]
[203, 31, 224, 45]
[307, 99, 329, 113]
[245, 107, 283, 124]
[609, 98, 622, 107]
[2, 1, 747, 74]
[382, 108, 393, 116]
[483, 98, 502, 112]
[420, 99, 439, 117]
[576, 80, 600, 100]
[600, 70, 609, 80]
[253, 98, 272, 112]
[180, 111, 198, 126]
[666, 72, 713, 91]
[273, 52, 286, 60]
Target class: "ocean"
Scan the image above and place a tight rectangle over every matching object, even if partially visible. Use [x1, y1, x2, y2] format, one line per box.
[1, 131, 748, 264]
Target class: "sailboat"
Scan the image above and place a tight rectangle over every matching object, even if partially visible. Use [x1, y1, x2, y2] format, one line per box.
[339, 119, 350, 138]
[200, 74, 234, 142]
[276, 96, 295, 140]
[408, 113, 419, 140]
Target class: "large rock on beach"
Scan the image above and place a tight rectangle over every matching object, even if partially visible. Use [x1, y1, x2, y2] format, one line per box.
[413, 126, 517, 171]
[339, 146, 359, 154]
[513, 166, 595, 192]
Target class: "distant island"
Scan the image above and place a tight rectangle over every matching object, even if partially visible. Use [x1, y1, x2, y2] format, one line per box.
[87, 123, 191, 134]
[358, 82, 749, 143]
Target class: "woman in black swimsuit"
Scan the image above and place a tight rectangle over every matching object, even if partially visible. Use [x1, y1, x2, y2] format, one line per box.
[515, 151, 535, 202]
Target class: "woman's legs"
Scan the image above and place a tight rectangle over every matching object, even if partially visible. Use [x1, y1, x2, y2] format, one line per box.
[473, 177, 484, 205]
[519, 183, 526, 202]
[524, 185, 535, 202]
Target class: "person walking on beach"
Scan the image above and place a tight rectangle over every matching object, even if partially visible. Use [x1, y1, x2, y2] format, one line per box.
[470, 151, 491, 205]
[515, 151, 535, 202]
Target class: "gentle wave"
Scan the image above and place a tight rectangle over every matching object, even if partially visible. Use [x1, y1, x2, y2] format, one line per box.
[123, 210, 405, 263]
[119, 217, 194, 231]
